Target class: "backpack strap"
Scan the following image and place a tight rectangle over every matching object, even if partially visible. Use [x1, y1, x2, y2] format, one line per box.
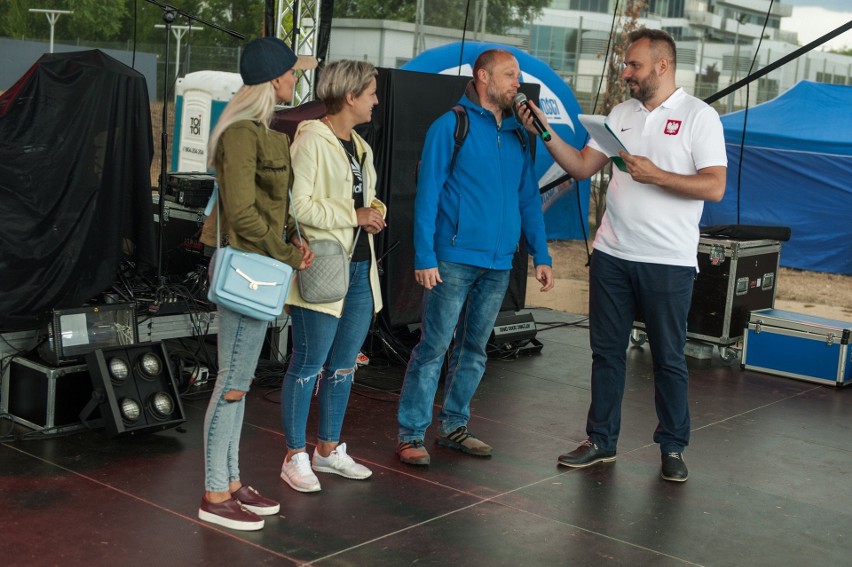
[450, 105, 529, 171]
[448, 104, 469, 175]
[416, 104, 527, 184]
[514, 128, 528, 154]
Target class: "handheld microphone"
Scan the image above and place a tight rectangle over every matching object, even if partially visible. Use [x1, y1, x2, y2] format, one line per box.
[514, 93, 551, 142]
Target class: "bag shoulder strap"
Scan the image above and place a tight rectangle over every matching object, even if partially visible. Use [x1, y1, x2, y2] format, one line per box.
[204, 182, 222, 250]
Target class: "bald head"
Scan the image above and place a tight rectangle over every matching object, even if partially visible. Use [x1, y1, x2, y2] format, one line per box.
[473, 49, 521, 114]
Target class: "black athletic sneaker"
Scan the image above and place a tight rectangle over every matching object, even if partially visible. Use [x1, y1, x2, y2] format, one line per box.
[557, 439, 617, 468]
[661, 452, 688, 482]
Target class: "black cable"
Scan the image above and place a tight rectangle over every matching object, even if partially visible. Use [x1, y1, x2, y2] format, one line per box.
[591, 0, 621, 116]
[732, 2, 774, 224]
[132, 0, 138, 68]
[457, 0, 472, 74]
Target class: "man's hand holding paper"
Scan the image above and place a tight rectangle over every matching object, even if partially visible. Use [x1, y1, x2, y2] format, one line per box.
[577, 114, 630, 172]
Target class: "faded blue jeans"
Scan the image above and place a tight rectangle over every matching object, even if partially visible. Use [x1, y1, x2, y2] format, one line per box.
[587, 250, 695, 455]
[281, 260, 374, 450]
[203, 305, 268, 493]
[397, 260, 510, 443]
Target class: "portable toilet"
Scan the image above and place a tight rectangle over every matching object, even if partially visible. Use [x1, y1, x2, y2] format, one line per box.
[171, 71, 243, 172]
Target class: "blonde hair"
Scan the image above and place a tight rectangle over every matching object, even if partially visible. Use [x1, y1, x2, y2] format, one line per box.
[207, 82, 277, 168]
[316, 60, 377, 115]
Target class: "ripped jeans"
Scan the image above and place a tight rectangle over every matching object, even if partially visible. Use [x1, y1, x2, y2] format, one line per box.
[203, 305, 267, 492]
[281, 260, 374, 450]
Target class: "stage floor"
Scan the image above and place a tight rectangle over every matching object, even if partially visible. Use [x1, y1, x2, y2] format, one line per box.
[2, 310, 851, 566]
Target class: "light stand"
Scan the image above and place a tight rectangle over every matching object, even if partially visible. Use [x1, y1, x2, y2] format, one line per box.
[144, 0, 244, 286]
[364, 241, 407, 364]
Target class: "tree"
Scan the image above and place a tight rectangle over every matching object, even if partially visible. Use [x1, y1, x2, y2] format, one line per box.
[18, 0, 130, 42]
[334, 0, 548, 36]
[590, 0, 646, 234]
[0, 0, 35, 39]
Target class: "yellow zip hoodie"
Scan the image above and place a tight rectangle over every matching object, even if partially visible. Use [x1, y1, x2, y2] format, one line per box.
[286, 119, 386, 317]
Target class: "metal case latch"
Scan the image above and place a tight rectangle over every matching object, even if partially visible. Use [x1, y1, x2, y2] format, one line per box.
[709, 245, 725, 266]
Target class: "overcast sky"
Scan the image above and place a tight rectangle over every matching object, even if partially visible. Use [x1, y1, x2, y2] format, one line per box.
[779, 1, 852, 51]
[783, 0, 849, 10]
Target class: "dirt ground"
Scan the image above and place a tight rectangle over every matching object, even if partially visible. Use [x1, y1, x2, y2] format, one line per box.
[527, 240, 852, 320]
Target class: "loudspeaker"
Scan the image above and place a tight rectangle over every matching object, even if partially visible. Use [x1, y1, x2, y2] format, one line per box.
[487, 311, 541, 357]
[153, 197, 209, 279]
[364, 68, 539, 330]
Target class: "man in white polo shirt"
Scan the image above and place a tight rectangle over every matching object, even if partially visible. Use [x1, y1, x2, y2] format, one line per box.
[519, 28, 727, 482]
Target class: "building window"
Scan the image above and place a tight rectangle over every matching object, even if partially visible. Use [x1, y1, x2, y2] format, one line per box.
[757, 78, 779, 102]
[647, 0, 685, 18]
[564, 0, 611, 14]
[530, 25, 579, 74]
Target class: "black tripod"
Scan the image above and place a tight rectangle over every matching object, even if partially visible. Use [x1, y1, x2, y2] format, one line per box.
[362, 240, 409, 365]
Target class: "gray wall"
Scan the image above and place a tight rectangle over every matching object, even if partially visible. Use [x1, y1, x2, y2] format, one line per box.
[0, 38, 157, 101]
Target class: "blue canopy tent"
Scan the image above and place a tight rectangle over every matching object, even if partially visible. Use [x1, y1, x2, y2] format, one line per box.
[701, 81, 852, 274]
[402, 41, 590, 241]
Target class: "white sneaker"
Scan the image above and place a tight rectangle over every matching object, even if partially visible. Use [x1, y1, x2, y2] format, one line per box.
[280, 452, 321, 493]
[311, 443, 373, 480]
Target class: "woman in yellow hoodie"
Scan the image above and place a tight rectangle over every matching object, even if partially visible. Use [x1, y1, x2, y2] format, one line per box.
[279, 60, 387, 493]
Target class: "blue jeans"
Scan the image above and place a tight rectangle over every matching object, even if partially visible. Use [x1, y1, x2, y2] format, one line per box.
[281, 260, 374, 450]
[203, 305, 268, 492]
[397, 260, 511, 442]
[587, 250, 694, 454]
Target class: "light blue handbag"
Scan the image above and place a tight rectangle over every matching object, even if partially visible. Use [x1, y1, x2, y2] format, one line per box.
[206, 184, 293, 321]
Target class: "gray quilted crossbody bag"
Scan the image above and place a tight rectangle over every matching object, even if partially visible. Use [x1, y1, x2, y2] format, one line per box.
[290, 190, 361, 304]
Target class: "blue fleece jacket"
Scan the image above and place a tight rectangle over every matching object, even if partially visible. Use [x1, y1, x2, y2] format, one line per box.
[414, 87, 551, 271]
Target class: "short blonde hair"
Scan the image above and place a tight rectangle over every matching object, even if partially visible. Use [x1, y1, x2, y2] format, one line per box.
[316, 60, 378, 114]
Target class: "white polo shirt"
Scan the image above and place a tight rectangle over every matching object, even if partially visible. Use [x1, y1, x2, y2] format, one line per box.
[589, 88, 727, 267]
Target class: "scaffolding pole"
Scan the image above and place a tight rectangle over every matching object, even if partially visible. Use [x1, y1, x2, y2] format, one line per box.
[276, 0, 320, 105]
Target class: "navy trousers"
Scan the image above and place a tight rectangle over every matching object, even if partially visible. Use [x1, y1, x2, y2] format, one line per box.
[586, 250, 695, 454]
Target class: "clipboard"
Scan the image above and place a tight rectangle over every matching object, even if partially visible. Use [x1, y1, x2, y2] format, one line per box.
[578, 114, 629, 172]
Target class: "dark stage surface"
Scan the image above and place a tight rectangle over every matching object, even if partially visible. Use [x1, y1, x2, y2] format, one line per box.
[2, 310, 851, 566]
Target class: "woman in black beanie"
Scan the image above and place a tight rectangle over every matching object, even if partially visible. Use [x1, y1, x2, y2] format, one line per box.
[198, 37, 316, 531]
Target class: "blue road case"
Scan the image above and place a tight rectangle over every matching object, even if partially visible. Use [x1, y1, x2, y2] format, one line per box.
[742, 309, 852, 386]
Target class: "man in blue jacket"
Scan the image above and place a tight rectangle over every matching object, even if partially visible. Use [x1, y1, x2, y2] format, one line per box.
[396, 49, 554, 465]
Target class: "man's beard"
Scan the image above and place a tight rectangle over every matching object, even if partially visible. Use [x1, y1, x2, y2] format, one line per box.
[486, 83, 514, 111]
[627, 72, 658, 103]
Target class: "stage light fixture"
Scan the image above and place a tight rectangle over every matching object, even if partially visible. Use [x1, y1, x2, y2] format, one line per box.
[148, 392, 175, 419]
[83, 342, 185, 437]
[108, 357, 130, 383]
[138, 352, 162, 379]
[120, 398, 142, 422]
[39, 302, 138, 365]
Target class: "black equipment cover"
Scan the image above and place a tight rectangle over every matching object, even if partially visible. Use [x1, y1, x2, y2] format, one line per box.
[0, 50, 156, 331]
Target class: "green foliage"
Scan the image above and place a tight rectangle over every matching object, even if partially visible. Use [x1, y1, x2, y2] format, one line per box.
[64, 0, 128, 40]
[2, 0, 544, 47]
[0, 0, 271, 47]
[334, 0, 548, 35]
[0, 0, 34, 38]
